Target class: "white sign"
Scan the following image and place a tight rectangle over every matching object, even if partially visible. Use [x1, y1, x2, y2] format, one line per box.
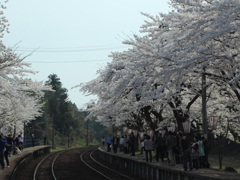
[208, 116, 218, 130]
[182, 121, 191, 133]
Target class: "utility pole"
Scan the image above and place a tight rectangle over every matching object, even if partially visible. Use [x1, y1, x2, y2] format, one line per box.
[202, 66, 208, 137]
[23, 122, 25, 143]
[52, 114, 54, 149]
[68, 134, 70, 148]
[86, 119, 89, 146]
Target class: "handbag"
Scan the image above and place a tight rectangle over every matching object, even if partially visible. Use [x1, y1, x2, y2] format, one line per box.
[192, 151, 199, 159]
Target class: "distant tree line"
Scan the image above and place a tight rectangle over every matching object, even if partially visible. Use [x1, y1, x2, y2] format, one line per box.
[26, 74, 109, 148]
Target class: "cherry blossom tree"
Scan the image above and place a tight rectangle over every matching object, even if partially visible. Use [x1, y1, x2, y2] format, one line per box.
[0, 45, 53, 134]
[78, 0, 240, 140]
[0, 1, 53, 134]
[122, 0, 240, 135]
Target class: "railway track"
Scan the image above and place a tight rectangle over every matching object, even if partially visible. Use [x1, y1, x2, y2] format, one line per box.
[13, 146, 140, 180]
[33, 150, 66, 180]
[80, 147, 133, 180]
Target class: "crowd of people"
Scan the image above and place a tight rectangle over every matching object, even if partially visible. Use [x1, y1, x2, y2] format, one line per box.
[103, 133, 137, 156]
[152, 131, 210, 171]
[0, 133, 24, 170]
[102, 131, 211, 172]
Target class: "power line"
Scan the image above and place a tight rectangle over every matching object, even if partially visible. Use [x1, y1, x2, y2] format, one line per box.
[16, 44, 130, 49]
[14, 45, 130, 53]
[25, 59, 111, 63]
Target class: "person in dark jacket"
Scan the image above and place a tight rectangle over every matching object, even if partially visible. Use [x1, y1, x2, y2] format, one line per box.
[129, 132, 135, 156]
[175, 132, 182, 164]
[14, 136, 20, 150]
[112, 134, 119, 153]
[202, 137, 210, 165]
[166, 131, 176, 166]
[180, 133, 193, 171]
[154, 133, 165, 162]
[2, 136, 10, 168]
[0, 135, 7, 170]
[6, 134, 13, 157]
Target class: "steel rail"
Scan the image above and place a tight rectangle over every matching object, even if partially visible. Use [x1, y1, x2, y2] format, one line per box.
[33, 152, 55, 180]
[10, 157, 26, 180]
[51, 150, 67, 180]
[80, 148, 112, 180]
[90, 149, 133, 180]
[33, 150, 65, 180]
[80, 147, 133, 180]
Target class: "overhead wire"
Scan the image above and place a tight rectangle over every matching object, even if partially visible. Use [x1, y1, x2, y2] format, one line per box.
[14, 45, 131, 52]
[16, 44, 129, 49]
[17, 44, 131, 63]
[25, 59, 111, 63]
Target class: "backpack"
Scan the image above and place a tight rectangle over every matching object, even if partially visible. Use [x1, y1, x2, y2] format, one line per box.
[203, 162, 210, 168]
[172, 145, 178, 154]
[204, 140, 211, 152]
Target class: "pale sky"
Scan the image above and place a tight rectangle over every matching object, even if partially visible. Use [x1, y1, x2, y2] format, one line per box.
[3, 0, 170, 109]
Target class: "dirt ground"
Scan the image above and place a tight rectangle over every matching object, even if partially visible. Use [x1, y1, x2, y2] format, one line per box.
[208, 155, 240, 174]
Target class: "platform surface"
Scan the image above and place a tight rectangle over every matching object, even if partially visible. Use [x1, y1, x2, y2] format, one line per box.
[0, 145, 51, 180]
[99, 145, 240, 180]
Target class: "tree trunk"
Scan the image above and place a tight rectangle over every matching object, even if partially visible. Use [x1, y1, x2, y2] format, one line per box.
[218, 136, 222, 169]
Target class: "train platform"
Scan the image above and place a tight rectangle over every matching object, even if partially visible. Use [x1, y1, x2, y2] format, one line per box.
[0, 145, 51, 180]
[99, 145, 240, 180]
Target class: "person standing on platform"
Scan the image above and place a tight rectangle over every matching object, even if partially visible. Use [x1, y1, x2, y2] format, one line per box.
[191, 136, 199, 170]
[2, 136, 10, 168]
[141, 134, 147, 160]
[18, 134, 23, 150]
[198, 136, 205, 168]
[123, 135, 129, 154]
[144, 135, 153, 163]
[44, 136, 47, 145]
[180, 134, 193, 171]
[202, 137, 211, 167]
[20, 133, 24, 148]
[6, 134, 13, 157]
[14, 136, 20, 150]
[175, 132, 182, 164]
[101, 136, 105, 146]
[112, 134, 119, 153]
[119, 136, 124, 152]
[129, 132, 135, 156]
[0, 135, 7, 170]
[32, 134, 36, 147]
[166, 131, 176, 166]
[155, 133, 165, 163]
[106, 134, 112, 152]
